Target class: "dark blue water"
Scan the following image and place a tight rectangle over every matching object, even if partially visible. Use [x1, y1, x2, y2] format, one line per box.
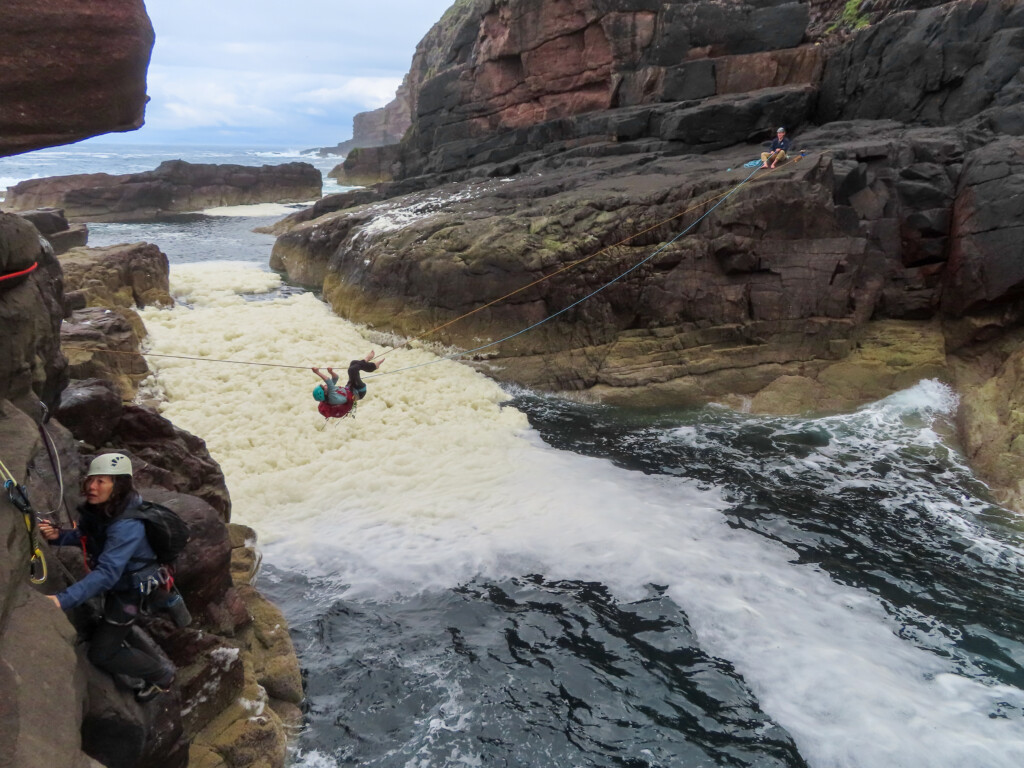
[10, 143, 1023, 768]
[262, 386, 1024, 768]
[269, 571, 807, 768]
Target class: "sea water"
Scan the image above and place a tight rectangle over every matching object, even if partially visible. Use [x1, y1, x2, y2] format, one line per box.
[5, 144, 1024, 767]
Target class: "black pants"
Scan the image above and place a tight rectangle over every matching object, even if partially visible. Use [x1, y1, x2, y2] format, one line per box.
[88, 594, 170, 685]
[346, 359, 377, 399]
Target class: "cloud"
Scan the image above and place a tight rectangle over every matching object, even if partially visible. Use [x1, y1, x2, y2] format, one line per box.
[300, 78, 402, 107]
[126, 0, 455, 145]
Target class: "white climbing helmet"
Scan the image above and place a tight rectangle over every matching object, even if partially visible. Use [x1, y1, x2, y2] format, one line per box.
[86, 453, 133, 477]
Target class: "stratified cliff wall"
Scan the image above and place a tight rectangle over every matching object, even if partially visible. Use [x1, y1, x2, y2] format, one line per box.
[271, 0, 1024, 511]
[1, 3, 304, 766]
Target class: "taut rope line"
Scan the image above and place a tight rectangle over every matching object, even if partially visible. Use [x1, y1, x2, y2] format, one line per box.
[61, 156, 805, 375]
[384, 155, 803, 354]
[375, 164, 764, 377]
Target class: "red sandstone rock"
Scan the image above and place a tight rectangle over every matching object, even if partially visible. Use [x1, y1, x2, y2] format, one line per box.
[0, 0, 154, 157]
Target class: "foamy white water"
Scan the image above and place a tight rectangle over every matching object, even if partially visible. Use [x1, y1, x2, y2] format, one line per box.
[201, 202, 317, 217]
[140, 263, 1024, 768]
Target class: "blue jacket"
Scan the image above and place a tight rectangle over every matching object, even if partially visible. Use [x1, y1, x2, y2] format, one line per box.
[323, 376, 352, 407]
[54, 494, 158, 610]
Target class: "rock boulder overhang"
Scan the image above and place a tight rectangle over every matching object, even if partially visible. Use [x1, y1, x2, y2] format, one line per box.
[0, 0, 155, 157]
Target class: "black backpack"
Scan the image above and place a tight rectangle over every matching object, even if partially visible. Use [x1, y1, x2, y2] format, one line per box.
[123, 501, 191, 564]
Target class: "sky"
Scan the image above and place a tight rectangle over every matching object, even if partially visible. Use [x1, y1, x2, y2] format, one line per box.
[99, 0, 456, 148]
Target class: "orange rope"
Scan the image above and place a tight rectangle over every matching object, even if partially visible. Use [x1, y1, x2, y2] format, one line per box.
[61, 154, 813, 373]
[383, 154, 808, 353]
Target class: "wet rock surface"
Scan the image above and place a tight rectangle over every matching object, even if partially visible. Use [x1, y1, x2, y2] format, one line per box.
[61, 242, 174, 311]
[61, 306, 150, 400]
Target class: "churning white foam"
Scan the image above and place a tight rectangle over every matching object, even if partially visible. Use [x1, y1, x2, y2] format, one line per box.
[140, 263, 1024, 768]
[200, 202, 317, 217]
[0, 175, 31, 193]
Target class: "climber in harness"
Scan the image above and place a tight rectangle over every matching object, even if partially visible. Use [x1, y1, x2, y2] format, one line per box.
[39, 453, 187, 702]
[312, 350, 384, 420]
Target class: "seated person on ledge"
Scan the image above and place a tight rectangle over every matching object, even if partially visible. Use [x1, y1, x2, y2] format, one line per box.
[761, 126, 791, 169]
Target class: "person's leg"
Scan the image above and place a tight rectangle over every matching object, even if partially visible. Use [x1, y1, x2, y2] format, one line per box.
[89, 593, 173, 686]
[346, 360, 369, 401]
[771, 150, 787, 168]
[88, 619, 172, 684]
[760, 151, 770, 167]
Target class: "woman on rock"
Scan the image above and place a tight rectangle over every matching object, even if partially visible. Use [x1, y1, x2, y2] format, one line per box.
[312, 350, 384, 419]
[40, 453, 176, 703]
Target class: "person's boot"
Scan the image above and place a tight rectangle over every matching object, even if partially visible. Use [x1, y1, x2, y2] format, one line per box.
[135, 669, 175, 703]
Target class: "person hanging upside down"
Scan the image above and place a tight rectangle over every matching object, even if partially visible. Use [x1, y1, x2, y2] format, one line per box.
[312, 350, 384, 419]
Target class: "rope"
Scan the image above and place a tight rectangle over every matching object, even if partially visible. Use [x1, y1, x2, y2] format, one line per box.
[62, 346, 311, 370]
[383, 161, 793, 355]
[0, 261, 38, 283]
[373, 163, 765, 378]
[0, 457, 49, 585]
[37, 418, 68, 522]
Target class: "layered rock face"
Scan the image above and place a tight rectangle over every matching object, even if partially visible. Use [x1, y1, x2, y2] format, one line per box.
[271, 0, 1024, 509]
[342, 0, 1023, 181]
[1, 222, 302, 767]
[329, 144, 403, 185]
[395, 0, 820, 177]
[314, 75, 414, 157]
[0, 0, 154, 157]
[4, 161, 322, 223]
[275, 124, 972, 397]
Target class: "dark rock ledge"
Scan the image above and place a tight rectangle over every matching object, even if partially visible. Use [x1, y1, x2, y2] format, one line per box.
[266, 0, 1024, 514]
[3, 161, 323, 224]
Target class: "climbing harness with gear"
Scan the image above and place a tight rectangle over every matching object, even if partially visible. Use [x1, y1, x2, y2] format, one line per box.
[0, 457, 48, 585]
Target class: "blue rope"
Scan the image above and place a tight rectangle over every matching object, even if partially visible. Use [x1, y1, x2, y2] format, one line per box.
[373, 166, 761, 378]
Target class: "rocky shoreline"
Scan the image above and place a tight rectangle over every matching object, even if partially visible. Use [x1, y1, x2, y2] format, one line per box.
[3, 161, 323, 223]
[264, 0, 1024, 513]
[0, 209, 303, 768]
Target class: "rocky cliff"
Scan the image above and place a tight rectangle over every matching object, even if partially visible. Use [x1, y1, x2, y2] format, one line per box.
[269, 0, 1024, 511]
[313, 75, 414, 158]
[1, 2, 305, 766]
[0, 0, 154, 157]
[4, 161, 323, 223]
[1, 218, 303, 768]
